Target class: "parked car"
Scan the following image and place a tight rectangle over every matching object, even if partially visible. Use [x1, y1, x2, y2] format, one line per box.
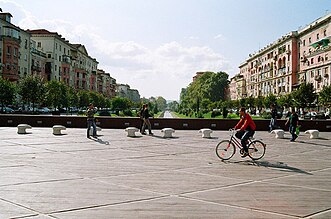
[37, 107, 51, 114]
[304, 111, 326, 120]
[0, 107, 14, 114]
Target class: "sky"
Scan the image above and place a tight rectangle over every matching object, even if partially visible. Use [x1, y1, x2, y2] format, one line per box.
[1, 0, 331, 100]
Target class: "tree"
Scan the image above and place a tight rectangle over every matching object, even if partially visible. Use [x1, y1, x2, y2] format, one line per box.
[168, 101, 179, 112]
[111, 97, 132, 112]
[291, 82, 317, 109]
[203, 71, 229, 102]
[319, 85, 331, 108]
[45, 80, 68, 111]
[67, 86, 79, 110]
[155, 96, 167, 111]
[255, 96, 264, 110]
[78, 90, 90, 108]
[263, 94, 277, 108]
[17, 75, 45, 111]
[277, 94, 292, 109]
[179, 71, 230, 116]
[0, 78, 16, 110]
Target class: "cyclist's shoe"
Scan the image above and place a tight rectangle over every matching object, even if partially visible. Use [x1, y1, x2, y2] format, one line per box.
[241, 152, 249, 158]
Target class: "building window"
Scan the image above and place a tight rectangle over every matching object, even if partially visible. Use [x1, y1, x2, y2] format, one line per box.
[311, 58, 314, 65]
[317, 33, 319, 40]
[309, 37, 311, 43]
[37, 42, 41, 47]
[13, 48, 17, 57]
[7, 46, 11, 55]
[48, 54, 51, 58]
[324, 30, 327, 37]
[303, 40, 306, 46]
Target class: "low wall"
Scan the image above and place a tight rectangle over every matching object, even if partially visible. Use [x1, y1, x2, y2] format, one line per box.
[1, 115, 331, 131]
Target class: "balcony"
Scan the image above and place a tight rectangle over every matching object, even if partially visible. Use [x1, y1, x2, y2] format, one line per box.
[315, 75, 322, 82]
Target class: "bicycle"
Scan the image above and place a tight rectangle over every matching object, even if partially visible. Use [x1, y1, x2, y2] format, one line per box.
[216, 129, 266, 161]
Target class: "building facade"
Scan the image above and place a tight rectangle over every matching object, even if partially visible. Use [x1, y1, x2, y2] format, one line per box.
[297, 15, 331, 92]
[0, 12, 22, 82]
[232, 12, 331, 101]
[116, 84, 141, 103]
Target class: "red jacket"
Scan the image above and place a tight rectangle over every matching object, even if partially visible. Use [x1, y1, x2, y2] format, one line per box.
[235, 113, 256, 131]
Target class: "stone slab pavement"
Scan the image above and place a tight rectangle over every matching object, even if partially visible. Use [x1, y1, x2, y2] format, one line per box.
[0, 126, 330, 219]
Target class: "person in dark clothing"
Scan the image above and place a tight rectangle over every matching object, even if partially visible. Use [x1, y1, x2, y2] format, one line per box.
[138, 104, 146, 134]
[141, 104, 153, 135]
[269, 104, 278, 132]
[86, 103, 97, 138]
[234, 107, 256, 157]
[285, 108, 299, 142]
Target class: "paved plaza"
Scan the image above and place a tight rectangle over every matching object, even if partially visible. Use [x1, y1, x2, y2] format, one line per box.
[0, 126, 330, 219]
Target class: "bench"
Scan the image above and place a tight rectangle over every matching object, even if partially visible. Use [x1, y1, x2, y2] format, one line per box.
[305, 129, 319, 139]
[89, 126, 102, 136]
[199, 128, 213, 138]
[52, 125, 66, 135]
[17, 124, 32, 134]
[270, 129, 284, 139]
[125, 127, 139, 137]
[161, 128, 175, 138]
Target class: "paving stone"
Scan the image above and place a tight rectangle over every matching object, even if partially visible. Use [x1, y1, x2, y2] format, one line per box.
[51, 196, 296, 219]
[184, 182, 331, 218]
[0, 199, 36, 219]
[0, 178, 160, 214]
[0, 127, 330, 218]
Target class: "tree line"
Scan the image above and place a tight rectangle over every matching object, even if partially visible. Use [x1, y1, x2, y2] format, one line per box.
[0, 75, 168, 116]
[169, 71, 331, 118]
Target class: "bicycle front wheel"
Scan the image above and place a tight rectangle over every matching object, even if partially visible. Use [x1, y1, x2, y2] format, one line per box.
[216, 140, 236, 160]
[248, 140, 266, 160]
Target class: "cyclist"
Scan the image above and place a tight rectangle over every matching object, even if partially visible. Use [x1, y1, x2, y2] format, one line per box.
[234, 107, 256, 157]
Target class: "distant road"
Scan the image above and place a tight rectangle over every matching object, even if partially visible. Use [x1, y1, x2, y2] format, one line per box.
[163, 110, 174, 118]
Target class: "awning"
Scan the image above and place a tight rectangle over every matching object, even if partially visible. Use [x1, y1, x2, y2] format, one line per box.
[310, 37, 330, 48]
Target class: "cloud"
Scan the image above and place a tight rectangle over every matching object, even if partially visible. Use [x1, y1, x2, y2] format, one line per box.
[4, 1, 232, 99]
[214, 34, 226, 41]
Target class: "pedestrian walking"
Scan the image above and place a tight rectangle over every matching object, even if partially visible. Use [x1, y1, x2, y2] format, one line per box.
[269, 104, 278, 132]
[285, 108, 299, 142]
[141, 104, 153, 135]
[86, 103, 97, 138]
[138, 104, 146, 134]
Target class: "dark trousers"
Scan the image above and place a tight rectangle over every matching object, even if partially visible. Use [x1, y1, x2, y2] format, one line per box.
[87, 119, 97, 137]
[235, 130, 255, 152]
[289, 125, 298, 141]
[269, 118, 277, 132]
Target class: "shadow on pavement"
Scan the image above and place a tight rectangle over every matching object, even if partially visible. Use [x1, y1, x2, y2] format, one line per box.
[297, 140, 331, 148]
[228, 160, 312, 175]
[90, 137, 110, 145]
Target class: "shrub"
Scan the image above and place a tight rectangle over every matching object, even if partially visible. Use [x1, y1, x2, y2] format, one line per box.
[211, 111, 221, 118]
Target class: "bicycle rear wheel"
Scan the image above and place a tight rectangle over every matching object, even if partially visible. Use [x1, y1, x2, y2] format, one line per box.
[248, 140, 266, 160]
[216, 140, 236, 160]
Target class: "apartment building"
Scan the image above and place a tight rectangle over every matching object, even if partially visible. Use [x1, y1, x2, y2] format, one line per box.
[236, 31, 298, 99]
[1, 9, 141, 101]
[231, 12, 331, 100]
[96, 69, 117, 98]
[297, 14, 331, 92]
[116, 84, 140, 103]
[0, 12, 22, 82]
